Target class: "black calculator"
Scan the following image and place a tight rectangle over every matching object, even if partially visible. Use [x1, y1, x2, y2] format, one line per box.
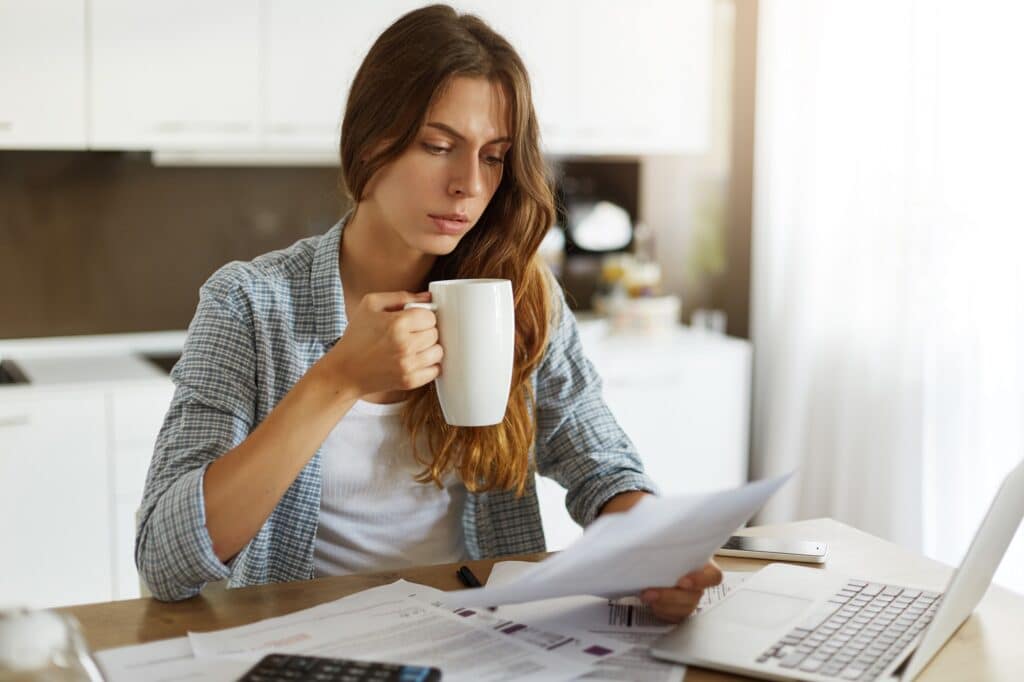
[237, 653, 442, 681]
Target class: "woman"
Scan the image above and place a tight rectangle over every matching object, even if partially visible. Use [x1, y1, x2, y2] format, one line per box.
[136, 4, 721, 621]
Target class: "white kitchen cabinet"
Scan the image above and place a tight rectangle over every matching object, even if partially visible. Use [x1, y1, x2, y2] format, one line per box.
[109, 382, 174, 599]
[0, 388, 112, 609]
[261, 0, 711, 156]
[89, 0, 261, 150]
[0, 0, 87, 149]
[263, 0, 421, 151]
[110, 382, 174, 500]
[4, 1, 711, 155]
[537, 321, 751, 550]
[574, 0, 712, 155]
[0, 344, 176, 606]
[462, 0, 711, 155]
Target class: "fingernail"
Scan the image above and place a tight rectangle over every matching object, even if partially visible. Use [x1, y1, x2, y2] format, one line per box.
[679, 578, 694, 589]
[642, 590, 659, 603]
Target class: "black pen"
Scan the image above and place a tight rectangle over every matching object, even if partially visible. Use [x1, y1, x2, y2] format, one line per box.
[456, 565, 483, 588]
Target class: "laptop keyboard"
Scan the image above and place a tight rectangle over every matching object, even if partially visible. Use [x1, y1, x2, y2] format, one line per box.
[756, 579, 942, 680]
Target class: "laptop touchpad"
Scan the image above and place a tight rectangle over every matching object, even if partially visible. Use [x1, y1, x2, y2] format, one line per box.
[711, 589, 813, 628]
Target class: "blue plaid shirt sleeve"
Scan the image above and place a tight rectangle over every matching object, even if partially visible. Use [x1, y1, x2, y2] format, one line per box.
[135, 268, 258, 601]
[534, 281, 659, 526]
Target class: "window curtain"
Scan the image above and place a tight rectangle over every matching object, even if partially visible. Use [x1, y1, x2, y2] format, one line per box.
[750, 0, 1024, 592]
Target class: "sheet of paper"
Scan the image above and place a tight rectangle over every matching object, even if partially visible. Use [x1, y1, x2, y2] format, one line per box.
[444, 473, 791, 608]
[187, 579, 591, 681]
[388, 579, 633, 667]
[94, 636, 251, 682]
[448, 605, 629, 666]
[483, 562, 751, 681]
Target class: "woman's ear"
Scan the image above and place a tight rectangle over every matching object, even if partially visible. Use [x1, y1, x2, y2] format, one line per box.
[361, 172, 377, 200]
[361, 134, 407, 199]
[358, 138, 396, 199]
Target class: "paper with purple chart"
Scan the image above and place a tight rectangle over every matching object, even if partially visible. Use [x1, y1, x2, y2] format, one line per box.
[483, 561, 751, 682]
[442, 473, 792, 608]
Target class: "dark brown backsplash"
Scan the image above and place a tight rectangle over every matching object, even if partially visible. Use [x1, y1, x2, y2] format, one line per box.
[0, 151, 347, 339]
[0, 152, 639, 338]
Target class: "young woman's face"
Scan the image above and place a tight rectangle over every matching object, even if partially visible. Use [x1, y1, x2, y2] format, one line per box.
[362, 76, 512, 256]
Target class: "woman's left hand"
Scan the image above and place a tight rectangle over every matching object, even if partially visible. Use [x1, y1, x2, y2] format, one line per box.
[640, 561, 723, 623]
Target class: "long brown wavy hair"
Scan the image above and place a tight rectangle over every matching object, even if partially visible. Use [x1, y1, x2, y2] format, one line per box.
[339, 4, 556, 495]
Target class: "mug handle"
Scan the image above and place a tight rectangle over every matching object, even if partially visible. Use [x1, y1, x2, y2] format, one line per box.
[403, 302, 438, 311]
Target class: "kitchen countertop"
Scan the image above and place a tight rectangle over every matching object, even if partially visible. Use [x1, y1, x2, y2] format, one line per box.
[0, 331, 186, 388]
[13, 354, 168, 386]
[0, 331, 186, 360]
[0, 320, 747, 389]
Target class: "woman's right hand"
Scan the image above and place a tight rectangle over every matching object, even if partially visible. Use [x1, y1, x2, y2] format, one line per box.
[326, 291, 443, 397]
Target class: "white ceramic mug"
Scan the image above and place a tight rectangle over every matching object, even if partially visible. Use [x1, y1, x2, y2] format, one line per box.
[404, 278, 514, 426]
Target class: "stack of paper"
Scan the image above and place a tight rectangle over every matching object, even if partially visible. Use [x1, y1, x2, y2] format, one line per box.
[95, 474, 788, 681]
[96, 581, 607, 681]
[483, 561, 750, 682]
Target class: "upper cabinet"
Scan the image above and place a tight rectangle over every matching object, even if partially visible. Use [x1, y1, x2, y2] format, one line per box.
[0, 0, 87, 149]
[89, 0, 261, 150]
[462, 0, 712, 155]
[262, 0, 421, 151]
[573, 0, 712, 154]
[1, 1, 712, 157]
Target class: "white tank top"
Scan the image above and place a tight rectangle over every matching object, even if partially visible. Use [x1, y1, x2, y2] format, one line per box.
[313, 399, 466, 576]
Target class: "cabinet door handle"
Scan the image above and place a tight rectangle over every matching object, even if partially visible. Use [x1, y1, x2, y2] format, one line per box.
[268, 123, 334, 135]
[152, 121, 251, 134]
[0, 414, 30, 427]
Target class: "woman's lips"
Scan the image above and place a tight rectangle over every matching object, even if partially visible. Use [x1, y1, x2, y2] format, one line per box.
[429, 215, 469, 235]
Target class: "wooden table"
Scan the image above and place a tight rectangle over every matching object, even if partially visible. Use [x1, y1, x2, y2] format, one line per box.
[60, 519, 1024, 681]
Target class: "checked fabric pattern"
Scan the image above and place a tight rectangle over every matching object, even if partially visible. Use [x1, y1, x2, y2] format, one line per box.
[136, 216, 657, 601]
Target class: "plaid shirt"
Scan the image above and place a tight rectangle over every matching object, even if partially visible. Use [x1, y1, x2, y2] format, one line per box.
[136, 217, 657, 601]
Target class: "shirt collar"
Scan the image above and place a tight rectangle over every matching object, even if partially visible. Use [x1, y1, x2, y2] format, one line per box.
[310, 211, 352, 347]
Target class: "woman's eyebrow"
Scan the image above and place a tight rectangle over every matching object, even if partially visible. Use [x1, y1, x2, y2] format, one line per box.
[425, 121, 511, 145]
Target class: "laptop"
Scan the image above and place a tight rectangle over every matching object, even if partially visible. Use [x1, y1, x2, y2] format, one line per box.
[650, 458, 1024, 681]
